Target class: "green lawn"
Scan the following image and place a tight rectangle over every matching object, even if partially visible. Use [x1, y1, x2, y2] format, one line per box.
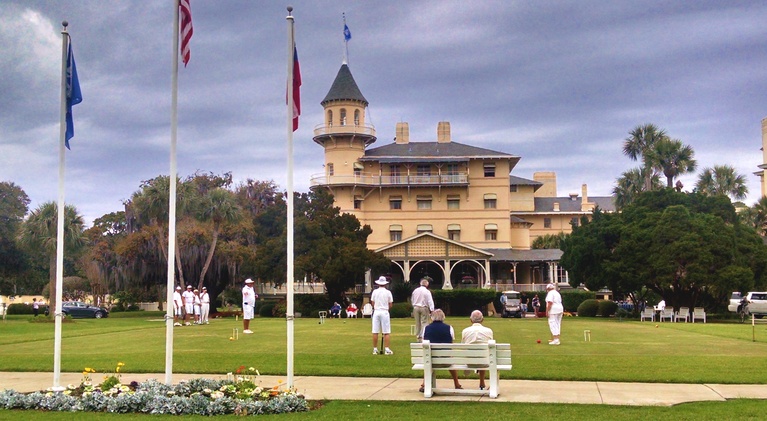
[2, 314, 767, 419]
[1, 314, 767, 384]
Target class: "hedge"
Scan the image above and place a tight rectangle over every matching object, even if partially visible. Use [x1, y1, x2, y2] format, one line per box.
[6, 303, 48, 315]
[432, 288, 496, 317]
[577, 299, 600, 317]
[390, 302, 413, 318]
[561, 290, 596, 312]
[598, 300, 619, 317]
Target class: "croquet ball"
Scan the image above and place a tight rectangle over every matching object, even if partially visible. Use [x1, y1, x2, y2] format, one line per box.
[229, 337, 233, 340]
[655, 325, 659, 328]
[536, 339, 541, 343]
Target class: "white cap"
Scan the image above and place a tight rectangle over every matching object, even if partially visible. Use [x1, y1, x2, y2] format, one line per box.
[375, 276, 389, 286]
[546, 283, 556, 290]
[245, 278, 254, 284]
[175, 286, 181, 290]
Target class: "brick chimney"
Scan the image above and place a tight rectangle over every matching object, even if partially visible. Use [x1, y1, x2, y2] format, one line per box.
[437, 121, 451, 143]
[395, 122, 409, 144]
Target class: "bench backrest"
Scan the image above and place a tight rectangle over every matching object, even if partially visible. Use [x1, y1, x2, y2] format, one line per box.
[411, 340, 511, 367]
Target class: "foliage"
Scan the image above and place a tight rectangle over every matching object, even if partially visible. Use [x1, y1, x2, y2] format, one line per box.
[0, 372, 307, 416]
[110, 290, 139, 312]
[389, 302, 413, 318]
[597, 300, 619, 317]
[576, 299, 600, 317]
[391, 280, 414, 302]
[561, 189, 767, 312]
[432, 288, 496, 316]
[531, 232, 568, 249]
[0, 181, 31, 295]
[695, 164, 748, 201]
[6, 303, 47, 315]
[561, 290, 595, 312]
[258, 302, 275, 317]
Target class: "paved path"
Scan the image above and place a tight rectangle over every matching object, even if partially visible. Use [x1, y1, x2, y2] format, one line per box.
[2, 372, 766, 406]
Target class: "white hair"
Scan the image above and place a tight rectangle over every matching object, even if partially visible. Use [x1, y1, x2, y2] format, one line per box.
[470, 310, 484, 323]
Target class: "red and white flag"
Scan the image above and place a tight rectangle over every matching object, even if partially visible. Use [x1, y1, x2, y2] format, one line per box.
[291, 47, 301, 131]
[179, 0, 193, 66]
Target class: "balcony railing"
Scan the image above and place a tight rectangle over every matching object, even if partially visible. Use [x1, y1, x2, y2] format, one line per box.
[310, 173, 469, 187]
[313, 123, 376, 137]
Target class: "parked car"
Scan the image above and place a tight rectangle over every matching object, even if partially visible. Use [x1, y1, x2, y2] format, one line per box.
[501, 291, 523, 318]
[62, 301, 109, 319]
[728, 292, 767, 318]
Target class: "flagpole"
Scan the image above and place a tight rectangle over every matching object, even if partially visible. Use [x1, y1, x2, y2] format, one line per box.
[52, 20, 69, 392]
[343, 12, 349, 65]
[165, 0, 180, 386]
[286, 6, 296, 389]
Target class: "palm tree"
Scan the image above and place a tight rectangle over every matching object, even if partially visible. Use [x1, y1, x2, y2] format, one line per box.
[742, 196, 767, 236]
[613, 167, 662, 210]
[195, 188, 242, 290]
[648, 138, 696, 188]
[695, 165, 748, 201]
[17, 202, 85, 311]
[623, 124, 668, 191]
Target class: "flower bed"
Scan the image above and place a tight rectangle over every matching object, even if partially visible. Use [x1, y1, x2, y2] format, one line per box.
[0, 366, 308, 416]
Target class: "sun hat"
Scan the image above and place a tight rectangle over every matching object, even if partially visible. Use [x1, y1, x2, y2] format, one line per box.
[546, 283, 556, 290]
[374, 276, 389, 286]
[245, 278, 254, 284]
[202, 287, 207, 290]
[175, 286, 182, 290]
[186, 285, 192, 289]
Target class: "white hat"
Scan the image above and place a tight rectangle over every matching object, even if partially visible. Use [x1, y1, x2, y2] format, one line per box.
[375, 276, 389, 286]
[546, 283, 556, 290]
[245, 278, 254, 284]
[175, 286, 181, 290]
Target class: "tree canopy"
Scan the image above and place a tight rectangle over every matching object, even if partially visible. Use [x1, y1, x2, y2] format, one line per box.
[561, 190, 767, 311]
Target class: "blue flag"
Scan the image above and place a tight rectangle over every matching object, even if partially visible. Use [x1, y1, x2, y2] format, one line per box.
[65, 41, 82, 149]
[343, 24, 351, 41]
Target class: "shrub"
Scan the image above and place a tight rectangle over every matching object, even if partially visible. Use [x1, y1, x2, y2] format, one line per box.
[577, 299, 600, 317]
[561, 290, 596, 312]
[598, 300, 619, 317]
[389, 302, 413, 318]
[272, 300, 287, 318]
[259, 302, 275, 317]
[432, 289, 496, 317]
[295, 295, 331, 316]
[391, 281, 415, 302]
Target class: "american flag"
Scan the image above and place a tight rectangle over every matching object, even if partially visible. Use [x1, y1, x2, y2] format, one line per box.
[179, 0, 193, 66]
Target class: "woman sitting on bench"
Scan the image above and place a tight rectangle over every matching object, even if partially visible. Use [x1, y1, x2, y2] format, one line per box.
[419, 309, 462, 392]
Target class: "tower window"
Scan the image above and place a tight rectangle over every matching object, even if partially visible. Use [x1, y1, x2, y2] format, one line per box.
[340, 108, 347, 126]
[484, 163, 496, 177]
[327, 163, 334, 176]
[354, 110, 360, 125]
[327, 110, 333, 126]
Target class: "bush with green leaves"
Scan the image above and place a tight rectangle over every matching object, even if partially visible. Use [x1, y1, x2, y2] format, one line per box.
[561, 290, 596, 312]
[6, 303, 47, 315]
[577, 299, 600, 317]
[389, 302, 413, 318]
[432, 288, 496, 316]
[598, 300, 619, 317]
[259, 302, 275, 317]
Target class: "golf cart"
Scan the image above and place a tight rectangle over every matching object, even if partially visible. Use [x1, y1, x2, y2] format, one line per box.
[501, 290, 523, 318]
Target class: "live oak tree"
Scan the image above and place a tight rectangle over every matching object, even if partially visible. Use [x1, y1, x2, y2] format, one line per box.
[561, 190, 767, 311]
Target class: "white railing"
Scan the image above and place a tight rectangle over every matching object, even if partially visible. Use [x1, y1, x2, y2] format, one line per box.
[313, 123, 376, 137]
[256, 283, 326, 295]
[310, 173, 469, 187]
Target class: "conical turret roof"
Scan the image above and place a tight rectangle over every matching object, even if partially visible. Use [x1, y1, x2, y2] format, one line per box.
[321, 64, 368, 106]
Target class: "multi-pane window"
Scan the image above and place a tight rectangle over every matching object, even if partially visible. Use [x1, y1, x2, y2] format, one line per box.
[354, 110, 360, 125]
[544, 217, 551, 228]
[447, 195, 460, 209]
[417, 196, 432, 210]
[448, 224, 461, 241]
[510, 185, 518, 192]
[389, 196, 402, 210]
[353, 197, 362, 209]
[484, 193, 497, 209]
[340, 108, 347, 125]
[484, 163, 496, 177]
[389, 225, 402, 242]
[485, 223, 498, 241]
[571, 217, 579, 227]
[390, 165, 402, 184]
[327, 163, 334, 176]
[327, 110, 333, 126]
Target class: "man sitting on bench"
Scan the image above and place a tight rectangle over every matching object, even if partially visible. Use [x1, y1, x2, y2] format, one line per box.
[461, 310, 494, 390]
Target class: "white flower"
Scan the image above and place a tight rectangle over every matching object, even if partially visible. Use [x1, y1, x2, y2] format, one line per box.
[211, 391, 224, 399]
[67, 384, 76, 390]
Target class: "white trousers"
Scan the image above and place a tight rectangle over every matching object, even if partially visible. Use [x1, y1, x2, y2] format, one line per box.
[548, 312, 563, 336]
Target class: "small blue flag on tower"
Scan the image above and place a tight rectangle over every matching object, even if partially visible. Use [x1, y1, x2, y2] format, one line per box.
[65, 41, 82, 149]
[343, 23, 351, 41]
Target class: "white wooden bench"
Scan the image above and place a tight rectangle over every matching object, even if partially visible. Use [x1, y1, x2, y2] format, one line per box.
[410, 340, 511, 398]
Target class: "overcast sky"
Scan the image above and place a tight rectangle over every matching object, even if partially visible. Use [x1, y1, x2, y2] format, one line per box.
[2, 0, 767, 226]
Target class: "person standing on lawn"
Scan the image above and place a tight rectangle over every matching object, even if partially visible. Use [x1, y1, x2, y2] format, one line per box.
[411, 277, 435, 341]
[371, 276, 394, 355]
[32, 298, 39, 317]
[545, 283, 564, 345]
[200, 287, 210, 324]
[532, 294, 541, 317]
[182, 285, 195, 326]
[173, 286, 184, 326]
[242, 278, 258, 334]
[193, 289, 202, 324]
